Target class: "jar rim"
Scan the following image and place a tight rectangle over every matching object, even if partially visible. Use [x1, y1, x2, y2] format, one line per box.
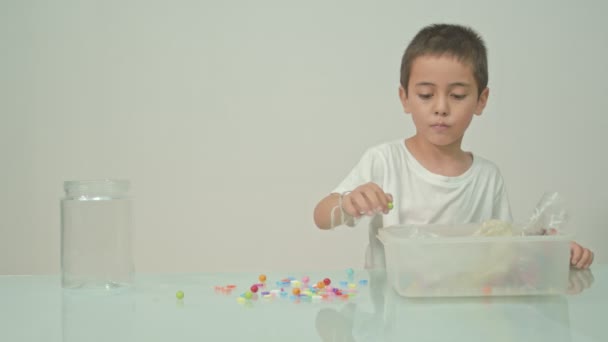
[63, 179, 130, 199]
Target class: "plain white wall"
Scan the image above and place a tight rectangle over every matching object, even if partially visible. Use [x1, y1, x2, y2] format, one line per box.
[1, 0, 607, 275]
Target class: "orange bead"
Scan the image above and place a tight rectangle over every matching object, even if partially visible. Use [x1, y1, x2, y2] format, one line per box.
[482, 286, 492, 295]
[292, 288, 301, 296]
[259, 274, 267, 282]
[317, 281, 325, 289]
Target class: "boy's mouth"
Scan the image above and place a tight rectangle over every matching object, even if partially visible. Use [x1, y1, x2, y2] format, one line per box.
[430, 123, 450, 130]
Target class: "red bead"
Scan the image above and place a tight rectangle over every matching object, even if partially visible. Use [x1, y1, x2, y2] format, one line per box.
[323, 278, 331, 286]
[250, 285, 259, 293]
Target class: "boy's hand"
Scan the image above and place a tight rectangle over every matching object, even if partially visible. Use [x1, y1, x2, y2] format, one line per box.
[570, 242, 594, 269]
[342, 182, 393, 218]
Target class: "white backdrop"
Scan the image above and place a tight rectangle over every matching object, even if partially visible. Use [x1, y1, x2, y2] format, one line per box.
[1, 0, 607, 274]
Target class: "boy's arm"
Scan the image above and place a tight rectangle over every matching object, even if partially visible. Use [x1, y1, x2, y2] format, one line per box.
[313, 193, 355, 229]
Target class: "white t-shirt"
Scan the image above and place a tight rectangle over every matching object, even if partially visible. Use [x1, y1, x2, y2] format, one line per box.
[332, 139, 512, 269]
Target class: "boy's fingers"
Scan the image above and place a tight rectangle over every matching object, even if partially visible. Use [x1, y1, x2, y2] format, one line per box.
[342, 194, 362, 217]
[578, 249, 592, 269]
[570, 243, 582, 265]
[586, 252, 594, 269]
[352, 192, 373, 216]
[362, 190, 382, 214]
[577, 249, 591, 269]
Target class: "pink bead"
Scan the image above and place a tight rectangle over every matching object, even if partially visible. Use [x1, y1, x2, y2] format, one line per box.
[302, 276, 310, 283]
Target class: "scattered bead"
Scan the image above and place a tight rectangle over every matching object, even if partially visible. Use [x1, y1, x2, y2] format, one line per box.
[292, 288, 301, 296]
[250, 285, 259, 293]
[302, 276, 310, 283]
[245, 291, 253, 299]
[323, 278, 331, 286]
[259, 274, 267, 282]
[176, 290, 184, 300]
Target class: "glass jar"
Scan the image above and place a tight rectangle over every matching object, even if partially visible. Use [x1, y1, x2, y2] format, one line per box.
[61, 180, 133, 290]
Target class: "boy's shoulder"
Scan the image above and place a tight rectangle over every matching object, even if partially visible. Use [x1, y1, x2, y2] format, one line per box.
[362, 139, 405, 158]
[470, 153, 505, 179]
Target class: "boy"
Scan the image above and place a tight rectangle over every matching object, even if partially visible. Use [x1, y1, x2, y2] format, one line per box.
[313, 23, 593, 270]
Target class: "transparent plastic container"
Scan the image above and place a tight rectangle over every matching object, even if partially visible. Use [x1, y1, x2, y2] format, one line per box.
[61, 180, 134, 290]
[378, 223, 571, 297]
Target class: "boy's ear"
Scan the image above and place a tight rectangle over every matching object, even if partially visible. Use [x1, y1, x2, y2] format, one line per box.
[474, 87, 490, 116]
[399, 86, 411, 114]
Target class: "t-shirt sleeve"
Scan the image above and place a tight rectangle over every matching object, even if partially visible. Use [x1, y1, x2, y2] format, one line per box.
[493, 173, 513, 222]
[331, 147, 387, 195]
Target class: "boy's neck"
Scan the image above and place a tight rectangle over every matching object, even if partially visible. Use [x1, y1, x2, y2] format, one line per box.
[405, 136, 473, 176]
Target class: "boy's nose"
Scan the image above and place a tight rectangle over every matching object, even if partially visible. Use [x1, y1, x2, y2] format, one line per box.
[433, 97, 449, 116]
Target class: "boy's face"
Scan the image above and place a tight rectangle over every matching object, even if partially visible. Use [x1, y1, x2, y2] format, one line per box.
[399, 55, 489, 148]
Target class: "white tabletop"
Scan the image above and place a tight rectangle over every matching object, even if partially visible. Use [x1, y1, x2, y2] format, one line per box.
[1, 266, 605, 341]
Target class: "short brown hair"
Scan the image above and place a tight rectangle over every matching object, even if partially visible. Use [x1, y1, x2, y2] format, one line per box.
[400, 24, 488, 96]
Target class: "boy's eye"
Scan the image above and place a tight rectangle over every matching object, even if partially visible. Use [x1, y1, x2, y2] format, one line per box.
[451, 94, 467, 100]
[418, 94, 433, 100]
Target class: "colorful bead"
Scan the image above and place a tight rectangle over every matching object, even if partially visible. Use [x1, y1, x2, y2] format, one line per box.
[259, 274, 267, 282]
[176, 290, 184, 299]
[245, 291, 253, 299]
[250, 285, 259, 293]
[323, 278, 331, 286]
[292, 288, 301, 296]
[387, 202, 394, 210]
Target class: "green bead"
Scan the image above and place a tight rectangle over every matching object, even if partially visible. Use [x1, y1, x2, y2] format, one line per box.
[387, 202, 394, 210]
[176, 290, 184, 299]
[245, 291, 253, 299]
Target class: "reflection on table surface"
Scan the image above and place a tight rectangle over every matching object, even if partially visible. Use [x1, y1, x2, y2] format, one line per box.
[0, 266, 603, 342]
